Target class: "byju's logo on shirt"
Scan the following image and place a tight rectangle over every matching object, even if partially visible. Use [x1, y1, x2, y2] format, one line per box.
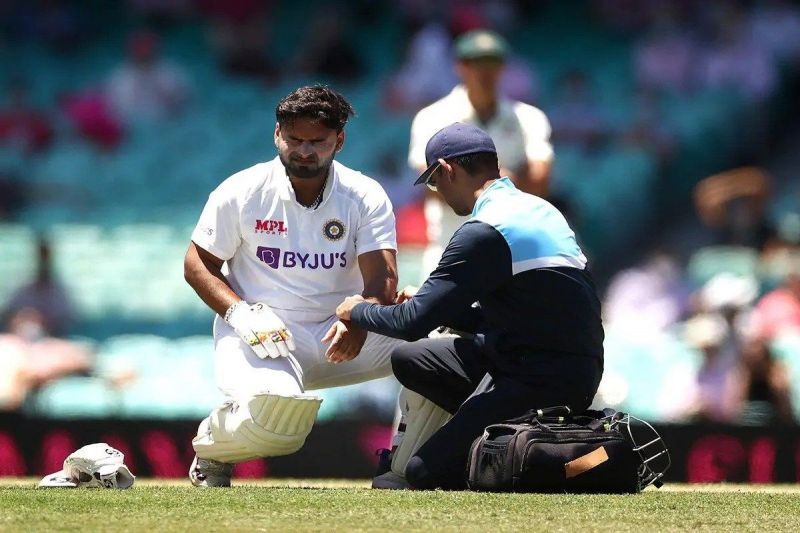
[256, 246, 347, 270]
[255, 219, 288, 235]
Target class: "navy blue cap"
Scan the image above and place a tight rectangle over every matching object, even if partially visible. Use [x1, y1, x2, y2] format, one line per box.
[414, 122, 497, 186]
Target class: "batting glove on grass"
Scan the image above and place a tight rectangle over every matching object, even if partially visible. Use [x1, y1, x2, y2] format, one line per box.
[225, 301, 296, 359]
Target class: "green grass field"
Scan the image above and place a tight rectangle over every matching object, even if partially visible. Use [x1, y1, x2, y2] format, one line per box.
[2, 479, 800, 532]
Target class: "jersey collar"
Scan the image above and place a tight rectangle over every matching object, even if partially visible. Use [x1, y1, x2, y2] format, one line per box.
[471, 177, 513, 217]
[275, 157, 337, 210]
[449, 84, 513, 126]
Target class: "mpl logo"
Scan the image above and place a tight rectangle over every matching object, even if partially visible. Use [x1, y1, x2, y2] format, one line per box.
[255, 219, 288, 235]
[256, 246, 347, 270]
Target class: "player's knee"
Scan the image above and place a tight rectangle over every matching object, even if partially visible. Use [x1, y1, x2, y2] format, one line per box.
[405, 455, 437, 489]
[390, 343, 425, 387]
[192, 393, 322, 463]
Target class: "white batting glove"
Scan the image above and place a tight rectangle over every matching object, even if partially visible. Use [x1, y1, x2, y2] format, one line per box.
[39, 443, 135, 489]
[225, 301, 296, 359]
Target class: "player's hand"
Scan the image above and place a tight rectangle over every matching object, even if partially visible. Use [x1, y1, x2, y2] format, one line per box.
[225, 301, 296, 359]
[321, 320, 368, 363]
[335, 294, 365, 321]
[395, 285, 419, 304]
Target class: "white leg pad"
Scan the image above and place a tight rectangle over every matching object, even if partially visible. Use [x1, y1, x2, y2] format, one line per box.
[192, 393, 322, 463]
[390, 388, 451, 476]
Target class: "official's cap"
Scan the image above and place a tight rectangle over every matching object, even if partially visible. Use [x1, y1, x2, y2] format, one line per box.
[454, 30, 509, 60]
[415, 122, 497, 186]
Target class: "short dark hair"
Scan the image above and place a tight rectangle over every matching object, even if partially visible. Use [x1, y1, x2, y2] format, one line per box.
[449, 152, 499, 176]
[275, 85, 355, 132]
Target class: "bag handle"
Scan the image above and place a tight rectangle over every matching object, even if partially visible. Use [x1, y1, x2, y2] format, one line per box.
[505, 405, 572, 424]
[505, 406, 627, 432]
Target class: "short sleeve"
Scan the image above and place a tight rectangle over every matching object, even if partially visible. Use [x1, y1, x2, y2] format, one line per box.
[408, 111, 431, 171]
[515, 102, 554, 163]
[191, 185, 242, 261]
[356, 183, 397, 256]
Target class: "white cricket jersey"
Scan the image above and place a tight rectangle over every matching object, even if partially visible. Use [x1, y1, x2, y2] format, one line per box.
[192, 157, 397, 321]
[408, 84, 553, 173]
[408, 85, 553, 277]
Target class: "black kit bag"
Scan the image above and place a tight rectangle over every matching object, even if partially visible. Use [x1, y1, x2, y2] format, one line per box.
[466, 406, 670, 493]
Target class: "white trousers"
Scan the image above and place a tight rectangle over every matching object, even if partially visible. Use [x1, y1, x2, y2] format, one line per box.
[212, 310, 404, 398]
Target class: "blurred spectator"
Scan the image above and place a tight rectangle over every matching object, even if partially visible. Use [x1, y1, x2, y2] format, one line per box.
[697, 272, 759, 320]
[622, 89, 676, 168]
[201, 0, 277, 80]
[695, 271, 759, 352]
[498, 56, 540, 104]
[60, 89, 124, 150]
[371, 150, 418, 209]
[731, 335, 795, 425]
[761, 216, 800, 286]
[633, 8, 696, 94]
[665, 272, 761, 423]
[0, 168, 26, 220]
[747, 0, 800, 65]
[693, 167, 776, 250]
[126, 0, 194, 25]
[290, 9, 364, 82]
[106, 30, 189, 124]
[548, 69, 608, 148]
[449, 1, 490, 35]
[591, 0, 663, 33]
[696, 5, 777, 102]
[0, 80, 54, 154]
[0, 308, 92, 411]
[751, 268, 800, 341]
[603, 250, 689, 337]
[383, 22, 458, 112]
[3, 0, 86, 52]
[2, 238, 74, 337]
[671, 313, 739, 423]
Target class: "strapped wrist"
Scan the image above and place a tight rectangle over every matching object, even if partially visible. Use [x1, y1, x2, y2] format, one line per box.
[224, 300, 247, 323]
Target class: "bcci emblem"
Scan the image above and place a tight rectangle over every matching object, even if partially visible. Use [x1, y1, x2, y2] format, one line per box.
[323, 219, 346, 241]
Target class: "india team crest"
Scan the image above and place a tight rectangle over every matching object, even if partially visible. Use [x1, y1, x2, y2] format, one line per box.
[323, 219, 346, 241]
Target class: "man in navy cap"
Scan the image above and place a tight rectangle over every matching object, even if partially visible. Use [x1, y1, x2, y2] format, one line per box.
[334, 123, 604, 490]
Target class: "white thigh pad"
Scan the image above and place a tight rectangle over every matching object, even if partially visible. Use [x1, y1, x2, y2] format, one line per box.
[390, 388, 452, 476]
[193, 393, 322, 463]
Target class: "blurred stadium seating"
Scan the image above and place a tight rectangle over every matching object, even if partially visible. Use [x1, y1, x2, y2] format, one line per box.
[2, 0, 799, 425]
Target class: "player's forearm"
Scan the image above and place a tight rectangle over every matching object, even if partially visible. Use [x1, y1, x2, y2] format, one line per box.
[184, 247, 241, 317]
[362, 271, 398, 305]
[358, 250, 399, 305]
[350, 299, 438, 342]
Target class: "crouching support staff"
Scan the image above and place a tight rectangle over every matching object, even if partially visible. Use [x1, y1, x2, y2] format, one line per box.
[184, 85, 405, 486]
[336, 123, 605, 490]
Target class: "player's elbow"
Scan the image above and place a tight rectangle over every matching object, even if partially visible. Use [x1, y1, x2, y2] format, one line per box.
[183, 259, 197, 287]
[183, 251, 203, 288]
[398, 317, 439, 342]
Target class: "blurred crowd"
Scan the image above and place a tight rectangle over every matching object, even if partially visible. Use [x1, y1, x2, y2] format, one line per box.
[603, 166, 800, 425]
[0, 239, 136, 412]
[2, 0, 800, 424]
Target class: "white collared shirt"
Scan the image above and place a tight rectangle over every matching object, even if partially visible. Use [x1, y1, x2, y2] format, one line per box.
[192, 157, 396, 320]
[408, 84, 553, 172]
